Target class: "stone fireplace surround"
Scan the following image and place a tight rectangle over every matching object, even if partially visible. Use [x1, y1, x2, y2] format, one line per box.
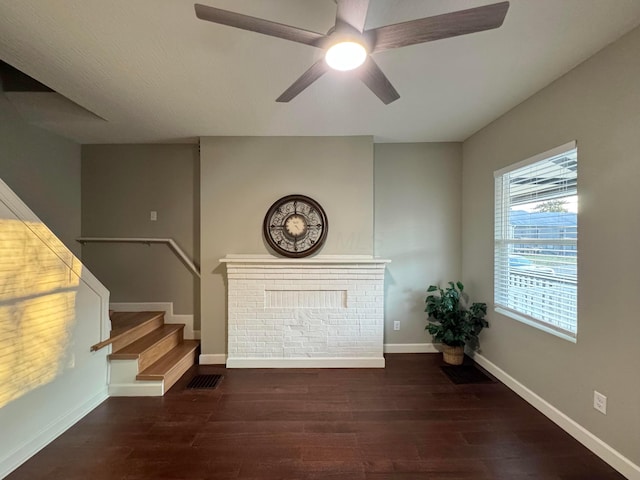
[220, 255, 390, 368]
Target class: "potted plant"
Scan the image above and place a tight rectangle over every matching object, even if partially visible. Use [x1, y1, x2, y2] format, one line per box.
[425, 281, 488, 365]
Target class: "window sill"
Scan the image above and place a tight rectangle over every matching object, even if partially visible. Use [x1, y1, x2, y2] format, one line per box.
[495, 306, 577, 343]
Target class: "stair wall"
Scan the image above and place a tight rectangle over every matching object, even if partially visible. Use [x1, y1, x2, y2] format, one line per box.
[0, 177, 110, 478]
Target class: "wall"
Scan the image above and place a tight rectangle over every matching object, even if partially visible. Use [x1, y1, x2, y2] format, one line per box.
[200, 136, 373, 356]
[82, 144, 200, 319]
[0, 95, 81, 255]
[0, 99, 108, 477]
[374, 143, 463, 348]
[462, 26, 640, 468]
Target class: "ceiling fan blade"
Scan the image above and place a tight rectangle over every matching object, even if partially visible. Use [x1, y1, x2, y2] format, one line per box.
[276, 59, 329, 103]
[356, 57, 400, 105]
[335, 0, 370, 33]
[367, 1, 510, 53]
[194, 3, 326, 47]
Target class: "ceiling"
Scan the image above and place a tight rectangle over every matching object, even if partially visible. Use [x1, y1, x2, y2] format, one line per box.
[1, 0, 640, 144]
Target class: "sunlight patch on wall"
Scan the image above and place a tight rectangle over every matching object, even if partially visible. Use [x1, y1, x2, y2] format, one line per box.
[0, 218, 79, 408]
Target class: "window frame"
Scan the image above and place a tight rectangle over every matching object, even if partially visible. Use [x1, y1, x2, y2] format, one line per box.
[494, 141, 578, 343]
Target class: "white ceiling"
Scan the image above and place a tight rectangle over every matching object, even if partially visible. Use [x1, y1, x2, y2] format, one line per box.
[1, 0, 639, 144]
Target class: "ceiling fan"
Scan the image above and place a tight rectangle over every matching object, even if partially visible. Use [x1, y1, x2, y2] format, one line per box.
[194, 1, 509, 104]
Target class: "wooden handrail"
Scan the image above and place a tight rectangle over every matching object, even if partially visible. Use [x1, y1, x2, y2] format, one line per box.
[77, 237, 200, 278]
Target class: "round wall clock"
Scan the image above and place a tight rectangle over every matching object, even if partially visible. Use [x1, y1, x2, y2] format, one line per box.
[263, 194, 328, 258]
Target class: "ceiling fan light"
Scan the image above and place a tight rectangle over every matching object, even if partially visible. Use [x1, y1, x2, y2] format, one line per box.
[325, 41, 367, 71]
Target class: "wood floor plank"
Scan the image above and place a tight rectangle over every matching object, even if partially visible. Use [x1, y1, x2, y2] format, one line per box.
[5, 354, 626, 480]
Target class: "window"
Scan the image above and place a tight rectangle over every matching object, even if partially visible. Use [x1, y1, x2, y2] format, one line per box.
[494, 142, 578, 341]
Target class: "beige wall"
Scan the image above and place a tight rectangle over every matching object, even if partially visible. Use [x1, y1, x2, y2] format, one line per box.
[462, 26, 640, 464]
[200, 136, 373, 354]
[0, 97, 108, 478]
[375, 143, 462, 345]
[0, 96, 81, 255]
[82, 144, 199, 316]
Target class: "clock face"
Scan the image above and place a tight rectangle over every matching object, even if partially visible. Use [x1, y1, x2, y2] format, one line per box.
[285, 214, 308, 237]
[263, 195, 328, 258]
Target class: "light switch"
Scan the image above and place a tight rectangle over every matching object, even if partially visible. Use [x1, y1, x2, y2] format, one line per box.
[150, 211, 157, 221]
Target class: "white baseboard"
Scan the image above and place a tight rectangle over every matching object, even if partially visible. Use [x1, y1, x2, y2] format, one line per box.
[108, 382, 164, 397]
[109, 302, 198, 339]
[384, 343, 440, 353]
[470, 352, 640, 480]
[202, 348, 438, 365]
[226, 357, 385, 368]
[0, 389, 108, 479]
[204, 349, 440, 365]
[199, 353, 227, 365]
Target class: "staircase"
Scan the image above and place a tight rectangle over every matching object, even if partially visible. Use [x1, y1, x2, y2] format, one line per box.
[104, 311, 199, 396]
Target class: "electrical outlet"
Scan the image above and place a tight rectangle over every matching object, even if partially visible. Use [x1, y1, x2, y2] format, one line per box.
[593, 390, 607, 415]
[393, 321, 400, 331]
[150, 211, 157, 221]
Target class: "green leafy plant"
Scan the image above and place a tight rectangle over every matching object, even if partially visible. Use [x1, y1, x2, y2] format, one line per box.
[425, 281, 488, 347]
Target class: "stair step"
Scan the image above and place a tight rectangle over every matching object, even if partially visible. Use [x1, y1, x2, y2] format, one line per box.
[107, 311, 165, 352]
[109, 324, 185, 371]
[137, 340, 200, 392]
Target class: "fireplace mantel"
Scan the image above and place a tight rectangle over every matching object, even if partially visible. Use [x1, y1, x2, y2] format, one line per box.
[220, 254, 391, 265]
[220, 255, 390, 368]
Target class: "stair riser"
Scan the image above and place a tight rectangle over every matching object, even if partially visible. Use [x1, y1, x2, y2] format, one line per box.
[111, 315, 164, 352]
[107, 311, 199, 397]
[108, 382, 164, 397]
[156, 346, 199, 392]
[138, 328, 184, 372]
[109, 359, 140, 384]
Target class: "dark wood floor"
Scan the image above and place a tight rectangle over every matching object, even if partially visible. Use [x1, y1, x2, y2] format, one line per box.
[7, 354, 625, 480]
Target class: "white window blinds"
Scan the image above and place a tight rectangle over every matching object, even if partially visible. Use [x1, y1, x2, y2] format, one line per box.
[494, 141, 578, 341]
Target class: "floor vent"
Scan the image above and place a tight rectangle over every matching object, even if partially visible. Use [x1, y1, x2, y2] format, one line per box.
[186, 374, 222, 389]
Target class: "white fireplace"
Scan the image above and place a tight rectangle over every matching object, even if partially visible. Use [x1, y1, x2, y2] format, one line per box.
[220, 255, 390, 368]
